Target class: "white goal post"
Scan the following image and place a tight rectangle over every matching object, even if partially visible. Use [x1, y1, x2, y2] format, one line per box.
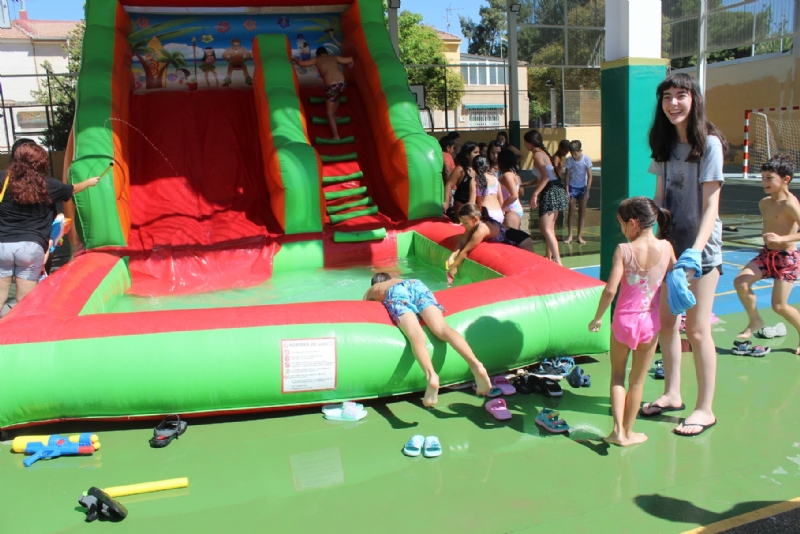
[743, 107, 800, 178]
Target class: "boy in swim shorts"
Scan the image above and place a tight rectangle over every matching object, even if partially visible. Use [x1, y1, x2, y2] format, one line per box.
[364, 273, 492, 406]
[293, 47, 354, 140]
[734, 154, 800, 353]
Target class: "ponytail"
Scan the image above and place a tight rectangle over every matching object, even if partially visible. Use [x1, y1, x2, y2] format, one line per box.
[656, 207, 672, 240]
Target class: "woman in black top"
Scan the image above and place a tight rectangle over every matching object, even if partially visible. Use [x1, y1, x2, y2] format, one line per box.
[443, 142, 480, 221]
[0, 143, 100, 305]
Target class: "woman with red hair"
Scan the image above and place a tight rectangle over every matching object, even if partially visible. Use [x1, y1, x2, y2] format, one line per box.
[0, 143, 100, 305]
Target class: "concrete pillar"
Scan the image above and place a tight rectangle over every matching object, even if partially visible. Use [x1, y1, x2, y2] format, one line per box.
[600, 0, 668, 280]
[388, 6, 399, 58]
[507, 4, 520, 148]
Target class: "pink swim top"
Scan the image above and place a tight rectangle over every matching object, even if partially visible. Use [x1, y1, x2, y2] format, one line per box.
[611, 241, 671, 350]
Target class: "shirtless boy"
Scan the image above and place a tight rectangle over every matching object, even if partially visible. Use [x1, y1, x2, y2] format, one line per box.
[222, 38, 253, 86]
[734, 154, 800, 353]
[364, 273, 492, 406]
[293, 47, 354, 140]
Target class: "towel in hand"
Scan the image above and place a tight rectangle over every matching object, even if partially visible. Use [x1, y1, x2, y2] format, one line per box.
[666, 248, 702, 315]
[674, 248, 702, 279]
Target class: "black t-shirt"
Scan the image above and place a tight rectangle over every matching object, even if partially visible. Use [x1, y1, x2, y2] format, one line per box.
[0, 171, 73, 251]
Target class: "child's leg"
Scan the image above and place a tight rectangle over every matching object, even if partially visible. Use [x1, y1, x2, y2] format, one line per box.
[564, 199, 576, 243]
[577, 196, 589, 244]
[771, 279, 800, 354]
[397, 312, 440, 406]
[325, 98, 340, 140]
[540, 211, 561, 264]
[734, 261, 764, 338]
[419, 306, 492, 395]
[641, 283, 683, 415]
[605, 334, 631, 445]
[621, 337, 659, 445]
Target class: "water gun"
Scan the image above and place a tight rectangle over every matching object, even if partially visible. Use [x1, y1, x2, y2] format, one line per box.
[12, 433, 100, 467]
[49, 214, 72, 253]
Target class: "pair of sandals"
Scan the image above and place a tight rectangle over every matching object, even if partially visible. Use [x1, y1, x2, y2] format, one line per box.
[512, 374, 563, 397]
[403, 435, 441, 458]
[534, 357, 575, 378]
[535, 408, 570, 433]
[149, 415, 187, 448]
[732, 340, 770, 357]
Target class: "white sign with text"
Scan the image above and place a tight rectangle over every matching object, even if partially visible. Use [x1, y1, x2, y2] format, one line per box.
[281, 338, 337, 393]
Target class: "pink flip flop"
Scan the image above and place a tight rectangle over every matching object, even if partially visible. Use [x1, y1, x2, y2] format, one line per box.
[492, 376, 516, 396]
[485, 398, 512, 420]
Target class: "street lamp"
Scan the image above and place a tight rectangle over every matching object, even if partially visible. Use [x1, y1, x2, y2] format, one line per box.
[509, 3, 521, 12]
[545, 79, 557, 127]
[388, 0, 401, 8]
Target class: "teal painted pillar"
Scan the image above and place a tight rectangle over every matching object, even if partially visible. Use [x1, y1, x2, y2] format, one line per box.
[599, 58, 668, 280]
[599, 0, 667, 281]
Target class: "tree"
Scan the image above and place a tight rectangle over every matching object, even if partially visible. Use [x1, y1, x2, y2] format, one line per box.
[399, 11, 464, 111]
[128, 18, 201, 89]
[31, 21, 84, 151]
[459, 0, 507, 57]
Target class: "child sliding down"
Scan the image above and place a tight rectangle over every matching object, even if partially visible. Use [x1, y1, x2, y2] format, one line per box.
[364, 273, 493, 406]
[589, 197, 675, 446]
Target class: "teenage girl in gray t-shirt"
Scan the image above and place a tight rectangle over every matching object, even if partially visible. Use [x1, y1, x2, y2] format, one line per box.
[640, 73, 727, 438]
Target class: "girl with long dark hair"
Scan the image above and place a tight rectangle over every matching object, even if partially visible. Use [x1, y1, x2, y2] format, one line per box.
[525, 129, 568, 264]
[443, 142, 479, 220]
[552, 139, 571, 180]
[639, 72, 726, 438]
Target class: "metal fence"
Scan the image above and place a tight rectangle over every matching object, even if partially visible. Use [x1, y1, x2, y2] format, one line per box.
[563, 89, 600, 126]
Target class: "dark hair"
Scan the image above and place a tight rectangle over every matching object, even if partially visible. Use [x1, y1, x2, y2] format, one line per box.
[178, 68, 190, 77]
[232, 38, 241, 45]
[448, 131, 460, 140]
[472, 156, 488, 191]
[618, 196, 671, 239]
[455, 142, 478, 173]
[762, 153, 795, 179]
[371, 272, 392, 285]
[204, 47, 216, 59]
[487, 140, 502, 164]
[10, 138, 36, 161]
[6, 143, 50, 205]
[497, 131, 508, 142]
[523, 130, 553, 165]
[439, 135, 455, 151]
[555, 139, 571, 157]
[497, 149, 517, 173]
[649, 72, 728, 162]
[478, 142, 488, 152]
[458, 202, 495, 225]
[316, 46, 328, 56]
[569, 140, 582, 152]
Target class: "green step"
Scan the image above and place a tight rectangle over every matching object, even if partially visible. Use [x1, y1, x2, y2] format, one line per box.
[325, 186, 367, 201]
[327, 197, 372, 214]
[315, 136, 355, 145]
[310, 96, 347, 104]
[312, 116, 350, 125]
[320, 152, 357, 163]
[333, 228, 387, 243]
[322, 171, 363, 185]
[329, 205, 379, 224]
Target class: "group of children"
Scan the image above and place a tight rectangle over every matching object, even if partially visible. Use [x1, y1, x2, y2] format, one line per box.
[368, 71, 800, 449]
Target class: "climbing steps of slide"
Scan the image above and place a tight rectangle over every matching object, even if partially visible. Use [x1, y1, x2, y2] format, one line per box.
[303, 92, 389, 244]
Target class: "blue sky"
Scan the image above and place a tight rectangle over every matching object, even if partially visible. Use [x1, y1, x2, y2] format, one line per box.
[14, 0, 483, 50]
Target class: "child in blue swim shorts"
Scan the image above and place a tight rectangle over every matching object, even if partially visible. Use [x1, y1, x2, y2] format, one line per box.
[364, 273, 493, 406]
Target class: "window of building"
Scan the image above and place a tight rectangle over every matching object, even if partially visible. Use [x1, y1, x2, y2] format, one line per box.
[465, 104, 504, 128]
[460, 62, 507, 86]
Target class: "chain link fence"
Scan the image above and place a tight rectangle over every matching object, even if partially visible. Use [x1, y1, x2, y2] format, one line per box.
[563, 90, 601, 127]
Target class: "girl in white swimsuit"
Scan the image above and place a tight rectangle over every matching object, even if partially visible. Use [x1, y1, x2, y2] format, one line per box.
[473, 156, 505, 224]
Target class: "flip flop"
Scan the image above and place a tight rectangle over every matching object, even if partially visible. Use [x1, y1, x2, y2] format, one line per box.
[423, 436, 442, 458]
[485, 398, 512, 420]
[535, 408, 569, 433]
[322, 402, 363, 415]
[149, 414, 187, 448]
[674, 420, 716, 437]
[403, 434, 425, 457]
[324, 403, 368, 421]
[473, 383, 503, 397]
[491, 376, 516, 395]
[639, 402, 686, 417]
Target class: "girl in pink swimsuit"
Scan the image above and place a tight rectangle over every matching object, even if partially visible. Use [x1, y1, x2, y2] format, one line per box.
[588, 196, 675, 447]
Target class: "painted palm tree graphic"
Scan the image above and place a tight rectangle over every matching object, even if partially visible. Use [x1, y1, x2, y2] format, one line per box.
[129, 18, 201, 89]
[295, 16, 342, 53]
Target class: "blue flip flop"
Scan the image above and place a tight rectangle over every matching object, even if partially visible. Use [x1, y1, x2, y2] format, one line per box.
[403, 434, 425, 457]
[423, 436, 442, 458]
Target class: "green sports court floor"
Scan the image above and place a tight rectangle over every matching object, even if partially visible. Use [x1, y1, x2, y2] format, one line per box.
[2, 242, 800, 533]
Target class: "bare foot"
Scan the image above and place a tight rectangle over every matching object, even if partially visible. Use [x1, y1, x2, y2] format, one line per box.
[423, 376, 440, 406]
[640, 394, 683, 416]
[620, 432, 648, 446]
[472, 367, 492, 396]
[796, 346, 800, 355]
[737, 319, 763, 339]
[603, 432, 623, 445]
[577, 237, 586, 245]
[563, 236, 573, 244]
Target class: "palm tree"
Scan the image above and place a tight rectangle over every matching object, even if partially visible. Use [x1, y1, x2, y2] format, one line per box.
[129, 18, 201, 88]
[158, 49, 188, 83]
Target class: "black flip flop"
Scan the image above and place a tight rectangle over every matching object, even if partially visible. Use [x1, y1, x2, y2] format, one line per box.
[639, 402, 686, 418]
[149, 414, 187, 448]
[674, 420, 716, 437]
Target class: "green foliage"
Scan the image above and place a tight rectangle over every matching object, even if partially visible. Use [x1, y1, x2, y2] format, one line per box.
[31, 21, 84, 151]
[399, 11, 464, 110]
[459, 0, 507, 56]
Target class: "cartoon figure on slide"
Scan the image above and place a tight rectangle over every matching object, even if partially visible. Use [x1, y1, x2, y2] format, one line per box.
[200, 47, 219, 88]
[222, 38, 252, 86]
[292, 47, 354, 140]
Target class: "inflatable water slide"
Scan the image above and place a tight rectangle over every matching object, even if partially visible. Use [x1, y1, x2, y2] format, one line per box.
[0, 0, 609, 431]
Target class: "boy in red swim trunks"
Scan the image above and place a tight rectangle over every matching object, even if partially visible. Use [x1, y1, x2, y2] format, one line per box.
[293, 47, 354, 140]
[734, 154, 800, 352]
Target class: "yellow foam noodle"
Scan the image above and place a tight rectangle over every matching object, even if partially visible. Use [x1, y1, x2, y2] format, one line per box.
[104, 477, 189, 498]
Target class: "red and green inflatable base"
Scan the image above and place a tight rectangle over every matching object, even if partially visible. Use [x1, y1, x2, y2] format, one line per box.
[0, 222, 608, 431]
